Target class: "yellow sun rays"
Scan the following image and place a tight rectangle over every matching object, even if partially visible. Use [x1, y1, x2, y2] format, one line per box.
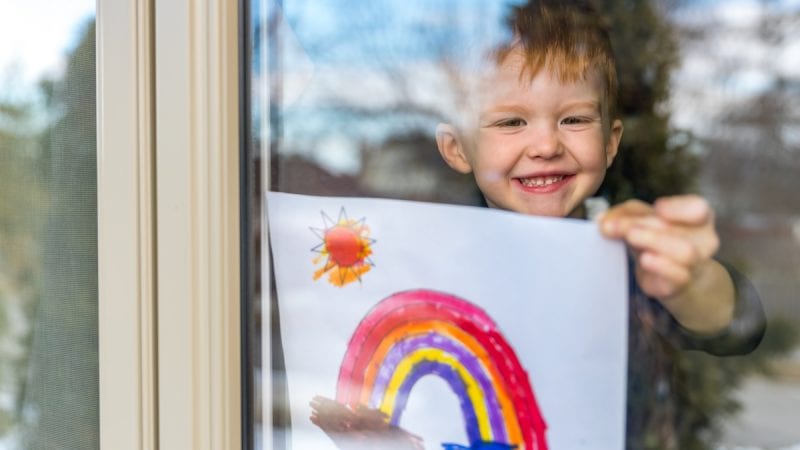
[311, 208, 375, 287]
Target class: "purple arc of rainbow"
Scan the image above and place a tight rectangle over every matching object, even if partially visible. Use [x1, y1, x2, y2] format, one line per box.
[370, 333, 506, 442]
[336, 289, 548, 450]
[393, 360, 482, 444]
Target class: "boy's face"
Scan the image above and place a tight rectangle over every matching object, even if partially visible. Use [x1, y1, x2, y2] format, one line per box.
[437, 54, 623, 218]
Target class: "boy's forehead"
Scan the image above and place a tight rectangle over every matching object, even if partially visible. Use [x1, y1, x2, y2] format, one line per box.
[477, 49, 525, 82]
[444, 48, 608, 131]
[477, 53, 604, 104]
[484, 48, 600, 84]
[481, 52, 529, 87]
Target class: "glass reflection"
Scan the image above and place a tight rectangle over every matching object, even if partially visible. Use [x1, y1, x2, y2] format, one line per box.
[251, 0, 800, 449]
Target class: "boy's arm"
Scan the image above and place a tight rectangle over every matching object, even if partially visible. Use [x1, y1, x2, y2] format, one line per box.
[673, 260, 766, 355]
[599, 195, 764, 350]
[655, 257, 735, 335]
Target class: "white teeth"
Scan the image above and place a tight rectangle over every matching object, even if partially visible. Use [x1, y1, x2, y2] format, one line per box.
[520, 175, 565, 187]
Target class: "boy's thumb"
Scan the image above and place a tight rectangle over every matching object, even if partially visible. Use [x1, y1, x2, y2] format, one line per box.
[654, 195, 712, 225]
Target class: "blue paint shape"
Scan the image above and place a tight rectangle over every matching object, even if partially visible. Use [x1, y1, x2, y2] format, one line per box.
[441, 442, 517, 450]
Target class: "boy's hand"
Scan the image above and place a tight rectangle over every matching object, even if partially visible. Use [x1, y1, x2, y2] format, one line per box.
[598, 195, 735, 334]
[310, 396, 424, 450]
[599, 195, 717, 300]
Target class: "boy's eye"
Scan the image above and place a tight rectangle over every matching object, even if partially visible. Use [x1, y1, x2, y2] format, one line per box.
[496, 118, 526, 127]
[561, 116, 598, 125]
[561, 116, 591, 125]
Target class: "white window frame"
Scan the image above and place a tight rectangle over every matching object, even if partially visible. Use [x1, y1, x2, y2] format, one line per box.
[98, 0, 242, 448]
[97, 0, 157, 448]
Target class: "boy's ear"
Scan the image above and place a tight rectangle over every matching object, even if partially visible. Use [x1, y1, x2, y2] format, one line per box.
[435, 123, 473, 174]
[605, 119, 624, 168]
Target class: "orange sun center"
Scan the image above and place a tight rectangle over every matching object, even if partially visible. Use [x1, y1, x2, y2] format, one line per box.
[325, 226, 362, 267]
[312, 212, 374, 287]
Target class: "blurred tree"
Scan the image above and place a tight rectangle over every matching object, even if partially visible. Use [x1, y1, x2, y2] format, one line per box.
[268, 0, 496, 202]
[18, 20, 99, 450]
[594, 1, 798, 449]
[597, 0, 699, 204]
[0, 90, 44, 439]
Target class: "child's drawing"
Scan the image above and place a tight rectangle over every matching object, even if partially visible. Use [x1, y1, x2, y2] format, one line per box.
[310, 208, 375, 287]
[333, 289, 548, 450]
[268, 192, 629, 449]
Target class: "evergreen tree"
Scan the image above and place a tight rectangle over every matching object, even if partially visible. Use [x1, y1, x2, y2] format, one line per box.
[598, 0, 699, 204]
[595, 1, 797, 449]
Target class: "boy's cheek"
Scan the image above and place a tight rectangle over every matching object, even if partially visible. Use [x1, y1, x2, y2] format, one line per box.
[474, 169, 505, 184]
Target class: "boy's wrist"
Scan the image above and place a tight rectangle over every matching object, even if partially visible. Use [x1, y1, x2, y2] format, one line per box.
[657, 259, 736, 336]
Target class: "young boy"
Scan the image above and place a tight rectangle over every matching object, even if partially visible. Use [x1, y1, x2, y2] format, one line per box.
[308, 1, 765, 448]
[432, 0, 765, 447]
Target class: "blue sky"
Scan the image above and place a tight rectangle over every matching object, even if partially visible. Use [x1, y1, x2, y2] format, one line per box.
[260, 0, 799, 174]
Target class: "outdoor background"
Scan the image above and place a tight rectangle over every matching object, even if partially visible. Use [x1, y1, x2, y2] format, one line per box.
[0, 0, 97, 449]
[0, 0, 796, 449]
[260, 0, 800, 449]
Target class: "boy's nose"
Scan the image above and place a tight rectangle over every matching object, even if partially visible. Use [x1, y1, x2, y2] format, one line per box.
[525, 125, 563, 159]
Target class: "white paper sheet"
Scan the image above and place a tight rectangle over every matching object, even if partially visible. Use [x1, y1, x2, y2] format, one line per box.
[267, 192, 628, 450]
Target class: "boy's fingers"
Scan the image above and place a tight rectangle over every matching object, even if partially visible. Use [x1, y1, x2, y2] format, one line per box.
[600, 213, 667, 239]
[603, 199, 652, 218]
[637, 252, 692, 299]
[598, 199, 654, 237]
[626, 226, 700, 267]
[654, 195, 713, 226]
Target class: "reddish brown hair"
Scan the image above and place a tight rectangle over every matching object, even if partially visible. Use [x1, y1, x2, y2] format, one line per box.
[496, 0, 619, 129]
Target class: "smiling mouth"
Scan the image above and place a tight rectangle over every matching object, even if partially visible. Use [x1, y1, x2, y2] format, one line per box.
[518, 175, 568, 187]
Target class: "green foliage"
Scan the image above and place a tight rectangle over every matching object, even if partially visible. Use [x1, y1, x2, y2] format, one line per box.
[0, 19, 98, 449]
[0, 82, 44, 439]
[18, 20, 99, 450]
[596, 0, 699, 203]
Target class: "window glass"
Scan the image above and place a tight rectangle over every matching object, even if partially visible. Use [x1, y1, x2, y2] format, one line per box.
[0, 3, 97, 448]
[247, 1, 800, 449]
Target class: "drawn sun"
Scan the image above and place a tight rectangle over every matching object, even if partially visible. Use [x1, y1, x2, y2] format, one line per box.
[311, 208, 375, 287]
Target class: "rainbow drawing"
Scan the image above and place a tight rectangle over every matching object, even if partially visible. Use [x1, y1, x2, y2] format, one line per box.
[336, 290, 548, 450]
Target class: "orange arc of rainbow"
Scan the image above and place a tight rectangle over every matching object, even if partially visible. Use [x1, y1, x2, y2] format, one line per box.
[358, 319, 522, 446]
